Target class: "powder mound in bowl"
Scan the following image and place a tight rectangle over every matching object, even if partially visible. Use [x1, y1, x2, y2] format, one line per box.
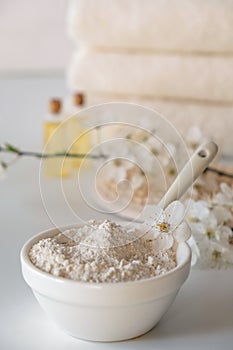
[29, 220, 177, 283]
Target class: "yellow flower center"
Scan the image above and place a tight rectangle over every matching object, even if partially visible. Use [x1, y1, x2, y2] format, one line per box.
[114, 159, 122, 167]
[212, 250, 221, 260]
[189, 216, 199, 223]
[206, 229, 214, 239]
[156, 222, 170, 233]
[228, 236, 233, 245]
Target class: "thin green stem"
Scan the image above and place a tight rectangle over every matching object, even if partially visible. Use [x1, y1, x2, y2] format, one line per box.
[0, 146, 107, 159]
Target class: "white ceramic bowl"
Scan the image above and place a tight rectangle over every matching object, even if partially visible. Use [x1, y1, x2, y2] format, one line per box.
[20, 225, 191, 342]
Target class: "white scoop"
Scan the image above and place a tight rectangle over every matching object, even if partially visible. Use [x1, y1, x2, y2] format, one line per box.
[159, 140, 218, 209]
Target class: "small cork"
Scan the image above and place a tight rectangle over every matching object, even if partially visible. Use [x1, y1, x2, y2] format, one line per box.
[73, 93, 84, 106]
[49, 99, 61, 114]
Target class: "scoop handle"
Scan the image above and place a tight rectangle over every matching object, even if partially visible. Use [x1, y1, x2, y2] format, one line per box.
[159, 141, 218, 209]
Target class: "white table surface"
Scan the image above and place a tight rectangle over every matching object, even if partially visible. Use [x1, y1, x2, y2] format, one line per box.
[0, 78, 233, 350]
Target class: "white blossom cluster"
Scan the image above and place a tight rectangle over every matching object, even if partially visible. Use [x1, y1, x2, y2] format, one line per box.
[101, 126, 207, 201]
[102, 126, 176, 188]
[186, 183, 233, 268]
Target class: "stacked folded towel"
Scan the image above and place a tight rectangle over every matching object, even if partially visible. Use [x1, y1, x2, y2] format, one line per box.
[67, 0, 233, 155]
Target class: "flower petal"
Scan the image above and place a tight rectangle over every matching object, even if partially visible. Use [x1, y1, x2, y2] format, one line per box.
[131, 173, 144, 189]
[213, 205, 231, 224]
[220, 183, 232, 198]
[187, 200, 210, 221]
[140, 205, 163, 223]
[139, 222, 152, 235]
[152, 234, 174, 251]
[222, 248, 233, 264]
[187, 126, 203, 144]
[215, 225, 232, 245]
[188, 236, 200, 266]
[143, 228, 160, 240]
[165, 200, 185, 227]
[173, 222, 192, 242]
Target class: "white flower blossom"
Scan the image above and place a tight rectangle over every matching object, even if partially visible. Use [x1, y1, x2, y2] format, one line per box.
[186, 126, 204, 149]
[130, 172, 145, 189]
[140, 200, 191, 251]
[215, 183, 233, 208]
[144, 136, 163, 156]
[104, 159, 134, 183]
[186, 199, 210, 222]
[214, 225, 233, 264]
[212, 205, 232, 224]
[188, 211, 218, 238]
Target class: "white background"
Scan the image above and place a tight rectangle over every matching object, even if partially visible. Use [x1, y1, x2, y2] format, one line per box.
[0, 0, 72, 74]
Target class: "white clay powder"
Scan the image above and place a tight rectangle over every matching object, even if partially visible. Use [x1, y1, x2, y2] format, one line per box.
[29, 220, 176, 283]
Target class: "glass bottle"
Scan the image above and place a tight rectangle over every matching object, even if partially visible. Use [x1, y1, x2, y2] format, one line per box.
[66, 93, 90, 169]
[43, 99, 70, 177]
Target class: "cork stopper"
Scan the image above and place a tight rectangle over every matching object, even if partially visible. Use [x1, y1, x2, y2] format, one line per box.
[73, 93, 84, 106]
[49, 99, 61, 114]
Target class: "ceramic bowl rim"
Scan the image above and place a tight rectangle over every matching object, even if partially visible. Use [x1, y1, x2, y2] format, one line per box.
[21, 224, 192, 288]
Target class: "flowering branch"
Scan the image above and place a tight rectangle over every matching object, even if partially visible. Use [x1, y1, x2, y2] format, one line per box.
[206, 166, 233, 179]
[1, 143, 233, 180]
[0, 143, 107, 171]
[1, 144, 106, 159]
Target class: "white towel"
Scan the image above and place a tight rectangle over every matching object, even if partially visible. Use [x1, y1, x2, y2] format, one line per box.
[68, 0, 233, 53]
[83, 93, 233, 156]
[68, 49, 233, 103]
